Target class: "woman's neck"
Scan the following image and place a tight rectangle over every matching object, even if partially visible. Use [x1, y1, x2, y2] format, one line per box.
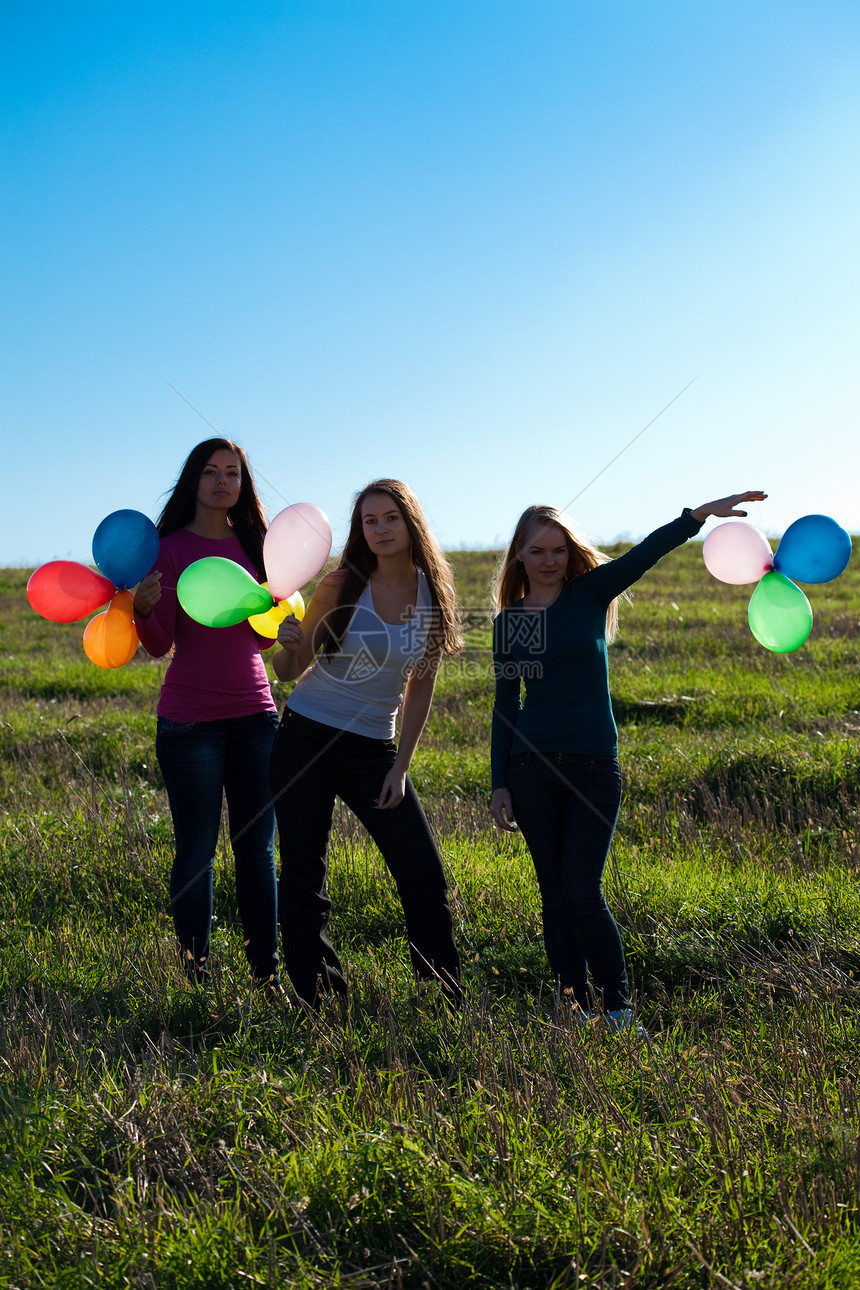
[370, 550, 416, 585]
[522, 584, 562, 608]
[184, 507, 234, 540]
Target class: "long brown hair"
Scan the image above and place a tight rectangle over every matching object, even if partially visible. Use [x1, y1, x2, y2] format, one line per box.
[493, 504, 624, 641]
[156, 438, 268, 576]
[324, 479, 462, 658]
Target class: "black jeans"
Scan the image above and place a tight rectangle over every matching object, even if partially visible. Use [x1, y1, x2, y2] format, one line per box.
[156, 711, 280, 982]
[507, 751, 627, 1012]
[270, 708, 462, 1008]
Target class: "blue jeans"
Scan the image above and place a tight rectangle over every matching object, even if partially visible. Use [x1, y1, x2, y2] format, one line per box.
[507, 751, 627, 1012]
[270, 708, 462, 1009]
[156, 711, 280, 982]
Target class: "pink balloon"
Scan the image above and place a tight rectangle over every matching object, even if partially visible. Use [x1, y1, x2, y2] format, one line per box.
[702, 522, 774, 585]
[263, 503, 333, 599]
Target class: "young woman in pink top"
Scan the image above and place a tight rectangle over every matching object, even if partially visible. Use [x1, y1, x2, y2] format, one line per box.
[133, 439, 280, 988]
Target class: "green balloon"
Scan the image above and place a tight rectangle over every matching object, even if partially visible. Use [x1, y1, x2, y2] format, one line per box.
[177, 557, 274, 628]
[747, 571, 813, 653]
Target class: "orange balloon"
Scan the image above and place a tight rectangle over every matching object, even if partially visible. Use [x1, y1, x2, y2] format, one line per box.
[82, 590, 139, 668]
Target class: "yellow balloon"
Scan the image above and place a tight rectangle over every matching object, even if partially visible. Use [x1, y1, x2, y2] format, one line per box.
[248, 586, 305, 637]
[248, 602, 287, 637]
[284, 590, 305, 621]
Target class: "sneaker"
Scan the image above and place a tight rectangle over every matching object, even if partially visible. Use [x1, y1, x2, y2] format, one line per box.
[605, 1007, 647, 1038]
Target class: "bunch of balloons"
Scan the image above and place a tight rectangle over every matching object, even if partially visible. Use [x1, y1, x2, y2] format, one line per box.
[176, 503, 331, 633]
[27, 510, 160, 668]
[703, 514, 852, 652]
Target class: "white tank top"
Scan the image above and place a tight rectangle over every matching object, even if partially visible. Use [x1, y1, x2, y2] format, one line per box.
[286, 568, 433, 739]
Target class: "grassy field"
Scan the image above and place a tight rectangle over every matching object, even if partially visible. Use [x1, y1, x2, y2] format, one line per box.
[1, 537, 860, 1289]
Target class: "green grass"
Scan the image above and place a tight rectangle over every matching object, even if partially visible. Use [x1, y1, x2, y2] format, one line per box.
[1, 544, 860, 1287]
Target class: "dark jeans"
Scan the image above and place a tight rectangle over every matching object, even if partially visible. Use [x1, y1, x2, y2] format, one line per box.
[507, 751, 627, 1012]
[156, 711, 279, 982]
[270, 708, 462, 1009]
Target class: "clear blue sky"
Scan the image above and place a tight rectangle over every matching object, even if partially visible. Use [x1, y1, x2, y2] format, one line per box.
[3, 0, 858, 567]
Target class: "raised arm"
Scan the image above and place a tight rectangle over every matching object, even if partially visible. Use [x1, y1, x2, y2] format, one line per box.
[589, 489, 768, 604]
[272, 569, 345, 683]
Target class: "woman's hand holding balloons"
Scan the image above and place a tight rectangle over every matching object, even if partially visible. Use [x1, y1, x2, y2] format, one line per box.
[133, 571, 162, 619]
[275, 614, 304, 653]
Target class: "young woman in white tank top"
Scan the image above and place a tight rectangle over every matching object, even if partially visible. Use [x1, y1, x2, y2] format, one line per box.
[269, 479, 463, 1011]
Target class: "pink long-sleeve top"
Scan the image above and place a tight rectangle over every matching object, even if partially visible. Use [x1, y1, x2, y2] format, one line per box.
[134, 529, 277, 722]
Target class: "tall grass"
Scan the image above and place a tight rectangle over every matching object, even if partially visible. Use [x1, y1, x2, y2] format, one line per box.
[1, 545, 859, 1287]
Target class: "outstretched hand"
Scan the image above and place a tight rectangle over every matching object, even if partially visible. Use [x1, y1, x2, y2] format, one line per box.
[690, 490, 767, 522]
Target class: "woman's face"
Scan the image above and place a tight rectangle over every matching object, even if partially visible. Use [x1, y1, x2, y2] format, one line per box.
[196, 449, 242, 514]
[360, 493, 411, 558]
[516, 523, 569, 590]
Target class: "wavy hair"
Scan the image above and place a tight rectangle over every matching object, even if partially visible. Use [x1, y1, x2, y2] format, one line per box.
[492, 504, 624, 642]
[323, 479, 462, 658]
[156, 438, 268, 576]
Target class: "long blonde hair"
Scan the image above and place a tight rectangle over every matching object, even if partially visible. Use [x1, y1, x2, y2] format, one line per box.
[492, 504, 624, 642]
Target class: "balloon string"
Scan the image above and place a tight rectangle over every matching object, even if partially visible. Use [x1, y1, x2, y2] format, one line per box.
[561, 376, 699, 514]
[160, 376, 338, 567]
[161, 376, 292, 509]
[163, 373, 708, 548]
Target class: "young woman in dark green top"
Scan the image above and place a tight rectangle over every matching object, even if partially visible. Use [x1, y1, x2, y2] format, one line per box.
[490, 491, 766, 1031]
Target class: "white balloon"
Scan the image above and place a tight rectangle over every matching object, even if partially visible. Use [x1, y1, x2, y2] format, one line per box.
[702, 522, 773, 585]
[264, 503, 333, 600]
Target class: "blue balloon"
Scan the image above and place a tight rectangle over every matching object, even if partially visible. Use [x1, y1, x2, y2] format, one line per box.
[773, 514, 852, 585]
[92, 509, 160, 588]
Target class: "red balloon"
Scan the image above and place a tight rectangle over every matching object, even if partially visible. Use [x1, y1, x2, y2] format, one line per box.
[27, 561, 116, 623]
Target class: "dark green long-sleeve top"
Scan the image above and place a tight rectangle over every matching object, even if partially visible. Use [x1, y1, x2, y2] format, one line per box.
[490, 511, 703, 790]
